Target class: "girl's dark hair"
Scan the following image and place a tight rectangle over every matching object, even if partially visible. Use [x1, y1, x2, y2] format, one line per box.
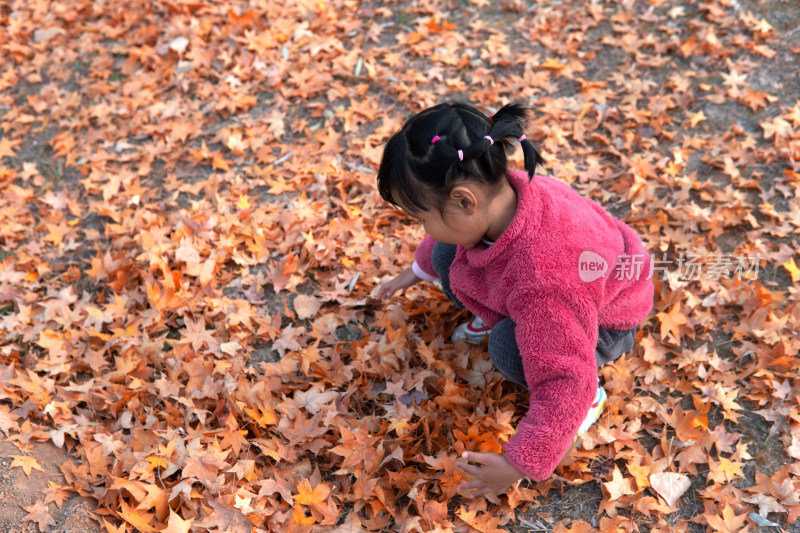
[377, 101, 544, 213]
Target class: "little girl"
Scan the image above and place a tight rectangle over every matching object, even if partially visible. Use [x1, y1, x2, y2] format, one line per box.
[375, 102, 654, 496]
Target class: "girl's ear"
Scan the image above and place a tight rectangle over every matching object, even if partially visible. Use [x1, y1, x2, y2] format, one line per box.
[448, 185, 478, 214]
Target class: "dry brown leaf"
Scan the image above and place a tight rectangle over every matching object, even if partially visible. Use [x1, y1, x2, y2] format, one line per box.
[293, 294, 322, 319]
[649, 472, 691, 508]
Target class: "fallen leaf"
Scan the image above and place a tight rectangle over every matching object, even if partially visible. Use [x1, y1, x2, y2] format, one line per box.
[163, 509, 194, 533]
[10, 455, 45, 477]
[689, 110, 707, 128]
[21, 500, 55, 530]
[781, 257, 800, 282]
[705, 506, 747, 533]
[33, 27, 65, 43]
[603, 466, 637, 501]
[196, 497, 251, 532]
[656, 303, 687, 343]
[649, 472, 691, 508]
[293, 294, 321, 319]
[169, 36, 189, 54]
[295, 478, 331, 506]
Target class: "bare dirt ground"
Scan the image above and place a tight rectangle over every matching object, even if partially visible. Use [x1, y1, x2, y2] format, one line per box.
[0, 441, 99, 533]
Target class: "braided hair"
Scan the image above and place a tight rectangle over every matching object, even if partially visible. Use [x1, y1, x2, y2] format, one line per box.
[377, 102, 544, 213]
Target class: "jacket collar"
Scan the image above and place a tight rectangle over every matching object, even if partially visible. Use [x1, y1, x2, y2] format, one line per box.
[461, 170, 542, 268]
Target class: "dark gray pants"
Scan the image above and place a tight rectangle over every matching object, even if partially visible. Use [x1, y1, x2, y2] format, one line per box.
[432, 241, 639, 388]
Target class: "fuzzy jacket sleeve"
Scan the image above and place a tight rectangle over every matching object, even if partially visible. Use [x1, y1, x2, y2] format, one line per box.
[412, 235, 438, 280]
[503, 284, 599, 482]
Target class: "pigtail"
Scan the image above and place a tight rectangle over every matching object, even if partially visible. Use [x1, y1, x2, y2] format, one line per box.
[519, 137, 545, 180]
[488, 103, 545, 180]
[490, 102, 529, 128]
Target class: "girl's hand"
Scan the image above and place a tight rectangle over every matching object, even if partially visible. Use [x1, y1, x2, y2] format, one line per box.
[376, 268, 422, 299]
[457, 452, 525, 498]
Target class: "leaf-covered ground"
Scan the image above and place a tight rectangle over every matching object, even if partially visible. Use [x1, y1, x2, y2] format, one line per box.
[1, 0, 799, 532]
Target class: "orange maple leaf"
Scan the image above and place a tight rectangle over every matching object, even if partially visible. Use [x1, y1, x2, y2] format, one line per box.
[603, 466, 637, 501]
[656, 303, 687, 343]
[163, 509, 194, 533]
[43, 221, 71, 246]
[293, 503, 317, 525]
[705, 506, 747, 533]
[295, 478, 331, 506]
[457, 507, 508, 533]
[688, 110, 706, 128]
[709, 457, 744, 483]
[10, 455, 45, 477]
[212, 153, 231, 171]
[118, 500, 158, 532]
[196, 497, 251, 532]
[43, 481, 71, 509]
[329, 426, 383, 473]
[0, 137, 20, 158]
[781, 257, 800, 282]
[542, 56, 567, 70]
[22, 499, 55, 531]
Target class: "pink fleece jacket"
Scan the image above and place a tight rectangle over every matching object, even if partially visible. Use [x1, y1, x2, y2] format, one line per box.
[414, 170, 654, 481]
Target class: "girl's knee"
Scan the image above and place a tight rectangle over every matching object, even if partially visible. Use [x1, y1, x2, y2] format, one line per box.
[488, 319, 527, 387]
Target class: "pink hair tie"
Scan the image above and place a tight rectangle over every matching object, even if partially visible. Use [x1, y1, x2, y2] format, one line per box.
[457, 150, 463, 161]
[518, 134, 526, 142]
[431, 135, 440, 144]
[484, 135, 494, 145]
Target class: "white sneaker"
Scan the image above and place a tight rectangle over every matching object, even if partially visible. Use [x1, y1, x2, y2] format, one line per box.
[451, 316, 492, 344]
[574, 383, 607, 445]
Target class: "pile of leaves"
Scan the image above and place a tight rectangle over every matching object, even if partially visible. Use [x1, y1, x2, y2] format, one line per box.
[0, 0, 799, 531]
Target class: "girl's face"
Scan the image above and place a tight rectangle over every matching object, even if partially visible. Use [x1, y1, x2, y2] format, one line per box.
[407, 207, 485, 248]
[398, 185, 491, 248]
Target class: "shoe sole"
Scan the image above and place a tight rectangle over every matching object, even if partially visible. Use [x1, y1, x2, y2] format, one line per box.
[451, 323, 492, 344]
[451, 333, 489, 344]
